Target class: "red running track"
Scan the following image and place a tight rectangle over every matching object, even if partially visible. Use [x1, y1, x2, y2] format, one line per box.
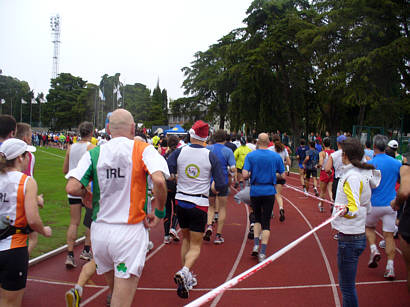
[24, 173, 410, 306]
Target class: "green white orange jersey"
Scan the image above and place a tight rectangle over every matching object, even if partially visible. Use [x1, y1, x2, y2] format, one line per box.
[332, 164, 381, 234]
[67, 137, 170, 224]
[0, 171, 29, 251]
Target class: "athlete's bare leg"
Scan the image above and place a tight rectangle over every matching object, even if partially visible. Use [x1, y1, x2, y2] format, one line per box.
[0, 288, 24, 307]
[275, 184, 283, 210]
[216, 196, 227, 234]
[181, 229, 203, 269]
[110, 275, 139, 307]
[67, 204, 81, 252]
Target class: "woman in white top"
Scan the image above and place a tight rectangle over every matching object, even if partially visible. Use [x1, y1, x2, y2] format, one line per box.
[331, 137, 380, 307]
[0, 139, 51, 307]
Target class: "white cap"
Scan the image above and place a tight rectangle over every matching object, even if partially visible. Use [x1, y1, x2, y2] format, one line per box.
[387, 140, 398, 149]
[0, 138, 36, 160]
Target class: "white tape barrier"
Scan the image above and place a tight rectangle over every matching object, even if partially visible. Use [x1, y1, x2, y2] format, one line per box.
[184, 209, 343, 307]
[284, 183, 335, 205]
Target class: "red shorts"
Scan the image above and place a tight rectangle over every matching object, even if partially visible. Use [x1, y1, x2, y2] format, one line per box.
[319, 170, 334, 183]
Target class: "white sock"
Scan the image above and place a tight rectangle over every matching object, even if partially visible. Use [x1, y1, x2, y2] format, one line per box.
[182, 266, 189, 274]
[370, 244, 378, 252]
[387, 260, 394, 268]
[75, 284, 83, 297]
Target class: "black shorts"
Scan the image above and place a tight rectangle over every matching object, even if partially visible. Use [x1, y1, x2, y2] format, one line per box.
[237, 168, 242, 174]
[68, 198, 93, 228]
[276, 178, 286, 185]
[305, 168, 317, 179]
[209, 185, 229, 197]
[176, 204, 207, 233]
[251, 195, 275, 231]
[0, 247, 28, 291]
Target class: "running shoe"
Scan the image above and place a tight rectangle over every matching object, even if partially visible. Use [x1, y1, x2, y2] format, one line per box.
[379, 240, 386, 249]
[368, 248, 381, 268]
[333, 234, 339, 240]
[65, 255, 77, 268]
[188, 271, 197, 290]
[214, 234, 224, 245]
[248, 225, 254, 240]
[314, 187, 319, 197]
[203, 225, 212, 241]
[164, 235, 172, 244]
[65, 288, 80, 307]
[287, 171, 290, 176]
[318, 202, 324, 213]
[303, 186, 307, 193]
[169, 228, 180, 241]
[258, 253, 266, 263]
[279, 209, 285, 222]
[147, 241, 154, 253]
[384, 266, 395, 280]
[234, 182, 239, 189]
[80, 250, 93, 261]
[174, 269, 189, 299]
[251, 245, 259, 257]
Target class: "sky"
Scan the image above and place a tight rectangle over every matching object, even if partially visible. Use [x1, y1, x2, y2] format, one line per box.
[0, 0, 252, 100]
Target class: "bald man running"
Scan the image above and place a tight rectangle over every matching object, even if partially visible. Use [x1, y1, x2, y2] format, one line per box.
[66, 109, 169, 307]
[243, 133, 285, 262]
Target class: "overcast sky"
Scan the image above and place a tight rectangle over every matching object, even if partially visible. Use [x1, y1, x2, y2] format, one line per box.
[0, 0, 252, 100]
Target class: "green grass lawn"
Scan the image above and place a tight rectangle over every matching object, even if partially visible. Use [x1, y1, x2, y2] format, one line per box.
[31, 146, 87, 258]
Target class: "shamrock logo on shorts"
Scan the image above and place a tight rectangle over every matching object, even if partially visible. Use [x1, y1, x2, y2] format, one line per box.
[117, 262, 127, 273]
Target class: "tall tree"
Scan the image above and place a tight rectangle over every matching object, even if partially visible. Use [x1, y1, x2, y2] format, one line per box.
[44, 73, 89, 130]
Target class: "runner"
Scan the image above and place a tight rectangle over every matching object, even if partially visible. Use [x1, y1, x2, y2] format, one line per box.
[390, 162, 410, 292]
[365, 135, 401, 280]
[167, 120, 226, 298]
[388, 139, 408, 164]
[63, 122, 95, 268]
[15, 123, 43, 255]
[204, 130, 237, 244]
[295, 139, 309, 192]
[325, 135, 347, 201]
[0, 139, 52, 307]
[268, 135, 290, 222]
[317, 137, 334, 212]
[364, 140, 374, 161]
[0, 115, 16, 145]
[163, 135, 180, 244]
[243, 133, 285, 263]
[66, 109, 169, 307]
[234, 137, 252, 190]
[303, 141, 320, 197]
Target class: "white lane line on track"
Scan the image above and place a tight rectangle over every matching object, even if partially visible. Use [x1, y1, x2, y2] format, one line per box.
[37, 148, 65, 159]
[210, 201, 250, 307]
[375, 230, 402, 255]
[282, 195, 341, 307]
[27, 278, 106, 288]
[28, 277, 406, 292]
[81, 286, 110, 306]
[138, 278, 406, 291]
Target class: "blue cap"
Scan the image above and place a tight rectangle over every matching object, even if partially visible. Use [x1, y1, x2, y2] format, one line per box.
[337, 135, 347, 143]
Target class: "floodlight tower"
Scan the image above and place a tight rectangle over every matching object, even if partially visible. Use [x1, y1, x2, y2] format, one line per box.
[50, 14, 61, 80]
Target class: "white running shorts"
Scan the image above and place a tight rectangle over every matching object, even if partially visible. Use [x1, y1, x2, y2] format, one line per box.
[365, 206, 397, 233]
[91, 222, 149, 278]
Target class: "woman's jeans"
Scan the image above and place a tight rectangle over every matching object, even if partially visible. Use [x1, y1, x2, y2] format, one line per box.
[337, 233, 366, 307]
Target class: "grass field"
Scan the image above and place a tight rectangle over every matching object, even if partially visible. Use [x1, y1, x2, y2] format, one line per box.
[31, 146, 87, 259]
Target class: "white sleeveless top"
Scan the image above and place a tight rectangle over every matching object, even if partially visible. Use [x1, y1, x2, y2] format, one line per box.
[0, 171, 30, 251]
[175, 146, 212, 207]
[67, 142, 90, 199]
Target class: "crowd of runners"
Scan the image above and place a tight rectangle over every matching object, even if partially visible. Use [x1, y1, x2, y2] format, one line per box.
[0, 111, 409, 307]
